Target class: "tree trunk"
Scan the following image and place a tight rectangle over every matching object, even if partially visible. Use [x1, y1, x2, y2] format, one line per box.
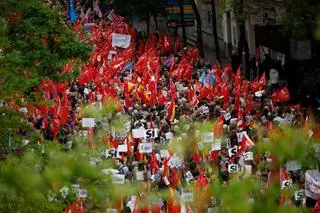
[146, 14, 150, 36]
[153, 13, 159, 31]
[191, 0, 204, 58]
[179, 0, 187, 47]
[238, 0, 250, 79]
[210, 0, 221, 64]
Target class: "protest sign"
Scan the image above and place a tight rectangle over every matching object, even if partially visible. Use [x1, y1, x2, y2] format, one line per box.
[295, 190, 305, 201]
[117, 144, 128, 153]
[237, 131, 247, 142]
[144, 129, 158, 139]
[139, 143, 153, 153]
[228, 146, 239, 158]
[212, 141, 221, 151]
[224, 112, 231, 121]
[112, 174, 125, 184]
[243, 152, 253, 161]
[160, 150, 170, 158]
[228, 164, 239, 173]
[185, 171, 194, 183]
[132, 128, 145, 138]
[305, 170, 320, 200]
[112, 33, 131, 48]
[136, 171, 144, 181]
[182, 192, 194, 202]
[201, 132, 214, 143]
[281, 179, 292, 190]
[82, 118, 95, 128]
[105, 149, 120, 159]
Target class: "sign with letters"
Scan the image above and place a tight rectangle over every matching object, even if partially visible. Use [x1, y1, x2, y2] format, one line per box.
[237, 131, 247, 142]
[228, 146, 239, 158]
[281, 179, 292, 189]
[144, 129, 158, 139]
[105, 149, 120, 159]
[139, 143, 153, 153]
[112, 174, 125, 184]
[201, 132, 214, 143]
[243, 152, 253, 161]
[82, 118, 95, 128]
[112, 33, 131, 48]
[228, 164, 239, 173]
[295, 190, 305, 201]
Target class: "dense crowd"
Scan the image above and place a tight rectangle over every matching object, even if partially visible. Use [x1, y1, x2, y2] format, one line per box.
[3, 1, 320, 212]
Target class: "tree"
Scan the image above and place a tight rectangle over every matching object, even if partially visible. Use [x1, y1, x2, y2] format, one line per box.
[191, 0, 205, 58]
[0, 0, 91, 102]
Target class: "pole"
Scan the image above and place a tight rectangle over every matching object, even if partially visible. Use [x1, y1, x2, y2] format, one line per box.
[179, 0, 187, 47]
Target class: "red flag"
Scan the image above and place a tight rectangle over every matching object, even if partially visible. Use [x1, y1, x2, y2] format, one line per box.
[272, 87, 290, 103]
[258, 72, 267, 90]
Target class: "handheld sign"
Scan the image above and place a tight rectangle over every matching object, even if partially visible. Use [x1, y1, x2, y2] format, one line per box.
[228, 146, 239, 158]
[132, 128, 145, 138]
[237, 131, 247, 142]
[117, 144, 128, 153]
[160, 150, 170, 158]
[243, 152, 254, 161]
[183, 192, 194, 202]
[224, 112, 231, 121]
[212, 141, 221, 151]
[201, 132, 214, 143]
[294, 190, 305, 201]
[112, 174, 125, 184]
[185, 171, 194, 183]
[82, 118, 95, 128]
[112, 33, 131, 48]
[281, 179, 293, 189]
[139, 143, 153, 153]
[228, 164, 239, 173]
[105, 149, 120, 159]
[144, 129, 158, 139]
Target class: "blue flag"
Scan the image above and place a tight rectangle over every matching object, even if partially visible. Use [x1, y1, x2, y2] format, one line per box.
[199, 69, 206, 86]
[209, 72, 215, 86]
[69, 0, 77, 22]
[122, 61, 134, 72]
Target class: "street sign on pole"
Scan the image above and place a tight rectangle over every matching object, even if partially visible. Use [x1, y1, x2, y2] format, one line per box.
[167, 0, 195, 28]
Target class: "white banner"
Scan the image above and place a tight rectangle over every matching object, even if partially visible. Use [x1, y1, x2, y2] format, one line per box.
[112, 33, 131, 48]
[306, 170, 320, 200]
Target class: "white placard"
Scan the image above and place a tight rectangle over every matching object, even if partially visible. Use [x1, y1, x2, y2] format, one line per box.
[228, 146, 239, 158]
[83, 88, 90, 95]
[262, 138, 270, 143]
[228, 164, 239, 173]
[139, 143, 153, 153]
[185, 171, 194, 183]
[305, 170, 320, 200]
[237, 131, 247, 142]
[117, 144, 128, 153]
[82, 118, 95, 128]
[144, 129, 158, 139]
[112, 33, 131, 48]
[123, 121, 131, 132]
[79, 130, 88, 137]
[261, 116, 267, 123]
[132, 128, 145, 138]
[295, 190, 305, 201]
[244, 165, 252, 177]
[224, 112, 231, 121]
[201, 132, 214, 143]
[76, 189, 87, 198]
[212, 142, 221, 151]
[112, 174, 125, 184]
[183, 192, 194, 202]
[136, 171, 144, 181]
[165, 132, 173, 140]
[281, 179, 292, 189]
[230, 118, 237, 125]
[197, 142, 204, 150]
[105, 149, 119, 159]
[286, 160, 301, 171]
[106, 208, 117, 213]
[160, 150, 170, 158]
[243, 152, 253, 161]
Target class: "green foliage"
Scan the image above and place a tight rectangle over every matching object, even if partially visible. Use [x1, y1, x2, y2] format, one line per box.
[0, 0, 91, 100]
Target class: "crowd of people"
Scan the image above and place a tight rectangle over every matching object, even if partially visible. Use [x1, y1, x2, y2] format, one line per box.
[3, 1, 320, 212]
